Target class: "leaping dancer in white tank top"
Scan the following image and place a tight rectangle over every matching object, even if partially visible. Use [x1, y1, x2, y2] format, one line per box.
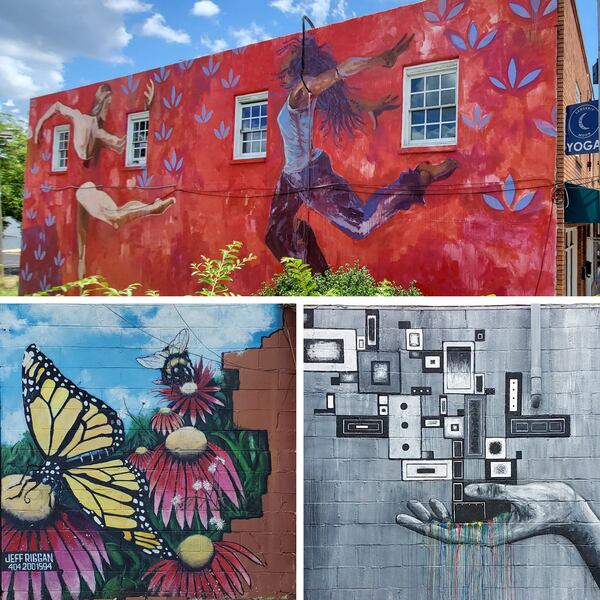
[266, 34, 459, 272]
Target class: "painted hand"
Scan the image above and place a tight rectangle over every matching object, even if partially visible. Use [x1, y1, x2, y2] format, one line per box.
[377, 34, 415, 68]
[144, 79, 155, 109]
[396, 482, 587, 546]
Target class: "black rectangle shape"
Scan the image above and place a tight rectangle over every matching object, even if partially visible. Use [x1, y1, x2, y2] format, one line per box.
[398, 321, 412, 329]
[330, 376, 341, 386]
[304, 309, 315, 328]
[422, 351, 444, 373]
[366, 310, 379, 349]
[485, 388, 496, 395]
[466, 397, 485, 457]
[506, 415, 570, 437]
[304, 339, 344, 364]
[454, 502, 486, 523]
[453, 460, 464, 479]
[453, 483, 464, 501]
[409, 351, 422, 359]
[411, 387, 432, 395]
[475, 330, 486, 342]
[417, 468, 437, 474]
[453, 440, 464, 458]
[336, 415, 389, 438]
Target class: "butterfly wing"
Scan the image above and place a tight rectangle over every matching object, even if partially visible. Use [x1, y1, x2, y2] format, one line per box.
[64, 459, 170, 556]
[22, 344, 124, 463]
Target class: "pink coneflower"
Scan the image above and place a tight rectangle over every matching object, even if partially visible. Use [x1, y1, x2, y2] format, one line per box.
[156, 359, 223, 424]
[151, 407, 184, 435]
[145, 427, 243, 528]
[127, 446, 153, 470]
[144, 534, 263, 598]
[1, 475, 109, 600]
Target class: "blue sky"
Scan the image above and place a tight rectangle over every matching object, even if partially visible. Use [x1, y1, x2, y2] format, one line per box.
[0, 303, 282, 445]
[0, 0, 597, 118]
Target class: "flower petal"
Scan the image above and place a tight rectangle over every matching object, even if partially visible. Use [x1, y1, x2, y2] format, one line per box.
[509, 2, 531, 17]
[483, 194, 505, 211]
[514, 191, 536, 211]
[518, 68, 542, 88]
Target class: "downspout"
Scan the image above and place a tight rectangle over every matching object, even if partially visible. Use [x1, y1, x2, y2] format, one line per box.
[530, 304, 543, 409]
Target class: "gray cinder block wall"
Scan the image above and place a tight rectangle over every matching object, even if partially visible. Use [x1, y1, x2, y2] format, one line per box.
[304, 305, 600, 600]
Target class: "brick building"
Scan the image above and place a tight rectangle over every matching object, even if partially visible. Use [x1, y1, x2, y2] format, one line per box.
[20, 0, 599, 295]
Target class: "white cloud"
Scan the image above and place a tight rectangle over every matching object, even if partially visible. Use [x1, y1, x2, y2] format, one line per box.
[270, 0, 332, 26]
[192, 0, 220, 17]
[332, 0, 349, 20]
[0, 0, 133, 101]
[141, 13, 191, 44]
[3, 99, 15, 107]
[231, 23, 272, 47]
[201, 36, 229, 53]
[103, 0, 152, 12]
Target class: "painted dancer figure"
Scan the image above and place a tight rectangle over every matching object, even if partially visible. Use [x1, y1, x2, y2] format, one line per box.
[266, 34, 459, 272]
[34, 82, 175, 278]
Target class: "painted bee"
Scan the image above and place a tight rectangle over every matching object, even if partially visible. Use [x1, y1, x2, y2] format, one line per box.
[137, 329, 194, 387]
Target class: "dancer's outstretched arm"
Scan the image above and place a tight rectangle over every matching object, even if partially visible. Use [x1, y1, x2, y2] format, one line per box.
[396, 482, 600, 589]
[34, 102, 79, 144]
[290, 34, 414, 108]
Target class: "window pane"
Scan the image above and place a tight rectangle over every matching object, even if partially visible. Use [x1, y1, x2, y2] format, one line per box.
[242, 141, 251, 154]
[426, 75, 440, 90]
[242, 107, 251, 119]
[260, 104, 268, 116]
[260, 117, 267, 129]
[411, 77, 425, 93]
[426, 108, 440, 123]
[260, 139, 267, 153]
[426, 124, 440, 140]
[426, 91, 440, 107]
[411, 110, 425, 125]
[251, 118, 260, 130]
[441, 73, 456, 89]
[442, 107, 456, 122]
[441, 123, 456, 138]
[441, 89, 456, 105]
[411, 125, 425, 140]
[251, 105, 260, 117]
[411, 93, 424, 109]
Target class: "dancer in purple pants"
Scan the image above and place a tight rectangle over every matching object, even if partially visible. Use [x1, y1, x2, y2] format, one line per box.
[266, 34, 459, 272]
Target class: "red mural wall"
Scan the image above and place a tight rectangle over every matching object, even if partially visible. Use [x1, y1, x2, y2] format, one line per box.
[21, 0, 558, 295]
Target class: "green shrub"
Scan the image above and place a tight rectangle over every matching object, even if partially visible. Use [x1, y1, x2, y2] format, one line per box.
[259, 259, 422, 297]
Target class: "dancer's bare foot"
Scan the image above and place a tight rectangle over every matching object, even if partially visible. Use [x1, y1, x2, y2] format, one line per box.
[416, 159, 459, 185]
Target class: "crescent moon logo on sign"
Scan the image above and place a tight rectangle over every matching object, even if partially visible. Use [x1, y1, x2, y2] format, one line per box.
[579, 114, 590, 131]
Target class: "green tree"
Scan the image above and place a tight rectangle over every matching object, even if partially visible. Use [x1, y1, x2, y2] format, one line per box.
[0, 112, 27, 223]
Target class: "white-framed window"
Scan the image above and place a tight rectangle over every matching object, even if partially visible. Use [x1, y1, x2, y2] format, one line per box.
[52, 125, 70, 172]
[575, 81, 582, 104]
[403, 60, 458, 148]
[126, 111, 149, 167]
[234, 92, 268, 160]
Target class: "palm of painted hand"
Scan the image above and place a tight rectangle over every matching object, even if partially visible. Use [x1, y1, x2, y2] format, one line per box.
[396, 482, 582, 546]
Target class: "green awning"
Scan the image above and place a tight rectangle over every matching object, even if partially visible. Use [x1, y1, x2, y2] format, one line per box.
[565, 183, 600, 224]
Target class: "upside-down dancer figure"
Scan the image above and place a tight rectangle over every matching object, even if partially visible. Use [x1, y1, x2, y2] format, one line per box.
[34, 82, 175, 278]
[266, 34, 459, 272]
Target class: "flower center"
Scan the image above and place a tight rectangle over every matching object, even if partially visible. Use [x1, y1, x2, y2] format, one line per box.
[135, 446, 149, 455]
[165, 427, 208, 460]
[158, 407, 173, 415]
[177, 534, 215, 569]
[180, 382, 198, 395]
[1, 474, 55, 523]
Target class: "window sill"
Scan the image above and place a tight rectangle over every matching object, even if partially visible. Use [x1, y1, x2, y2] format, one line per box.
[122, 164, 146, 171]
[399, 144, 458, 155]
[49, 170, 69, 176]
[230, 157, 267, 165]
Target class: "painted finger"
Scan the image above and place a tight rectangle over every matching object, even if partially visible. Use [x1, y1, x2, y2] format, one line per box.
[407, 500, 433, 522]
[465, 483, 511, 501]
[397, 515, 462, 544]
[429, 499, 450, 521]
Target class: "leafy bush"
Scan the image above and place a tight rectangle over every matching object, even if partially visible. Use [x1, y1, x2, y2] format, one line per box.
[33, 275, 156, 296]
[259, 259, 422, 297]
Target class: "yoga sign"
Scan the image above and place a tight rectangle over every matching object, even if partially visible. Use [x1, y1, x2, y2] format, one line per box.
[566, 101, 600, 155]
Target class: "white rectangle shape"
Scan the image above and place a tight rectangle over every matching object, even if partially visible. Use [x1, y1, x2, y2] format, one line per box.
[379, 406, 389, 416]
[406, 329, 423, 350]
[378, 395, 389, 405]
[490, 461, 512, 478]
[440, 395, 448, 415]
[443, 342, 475, 394]
[389, 437, 421, 460]
[304, 329, 357, 372]
[403, 460, 453, 481]
[357, 336, 366, 350]
[326, 394, 335, 409]
[424, 419, 441, 427]
[425, 355, 441, 369]
[509, 379, 519, 411]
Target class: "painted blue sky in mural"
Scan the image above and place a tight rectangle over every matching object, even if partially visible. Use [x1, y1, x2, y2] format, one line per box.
[2, 0, 594, 118]
[0, 303, 281, 444]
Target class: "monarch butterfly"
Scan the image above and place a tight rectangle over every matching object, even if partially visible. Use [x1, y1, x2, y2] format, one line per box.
[17, 344, 171, 557]
[137, 329, 194, 387]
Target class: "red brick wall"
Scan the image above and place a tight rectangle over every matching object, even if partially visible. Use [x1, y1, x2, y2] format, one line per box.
[222, 307, 296, 598]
